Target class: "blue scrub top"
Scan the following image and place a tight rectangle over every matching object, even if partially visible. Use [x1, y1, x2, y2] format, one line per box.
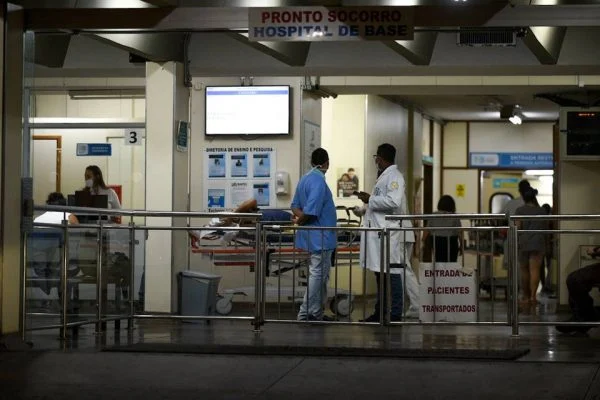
[291, 169, 337, 252]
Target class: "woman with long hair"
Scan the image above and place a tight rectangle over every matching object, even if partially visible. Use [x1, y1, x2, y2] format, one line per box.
[422, 195, 462, 262]
[83, 165, 121, 210]
[515, 187, 547, 308]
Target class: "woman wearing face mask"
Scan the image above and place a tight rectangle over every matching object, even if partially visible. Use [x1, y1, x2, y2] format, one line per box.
[83, 165, 121, 211]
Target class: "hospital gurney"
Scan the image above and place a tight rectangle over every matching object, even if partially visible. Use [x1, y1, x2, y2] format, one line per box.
[191, 214, 362, 316]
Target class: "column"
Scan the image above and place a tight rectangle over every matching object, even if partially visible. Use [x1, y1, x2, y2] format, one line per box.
[145, 62, 189, 313]
[1, 4, 24, 337]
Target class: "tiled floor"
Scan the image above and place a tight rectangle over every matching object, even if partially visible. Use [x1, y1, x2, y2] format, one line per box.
[5, 295, 600, 399]
[21, 300, 600, 363]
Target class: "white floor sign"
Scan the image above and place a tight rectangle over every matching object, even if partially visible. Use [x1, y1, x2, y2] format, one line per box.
[419, 262, 477, 322]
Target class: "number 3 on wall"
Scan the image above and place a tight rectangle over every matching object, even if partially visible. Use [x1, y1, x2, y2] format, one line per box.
[124, 130, 143, 146]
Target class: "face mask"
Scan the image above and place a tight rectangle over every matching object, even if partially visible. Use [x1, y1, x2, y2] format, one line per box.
[85, 179, 93, 188]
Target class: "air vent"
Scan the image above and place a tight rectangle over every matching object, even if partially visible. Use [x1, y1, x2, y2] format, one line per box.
[457, 29, 516, 47]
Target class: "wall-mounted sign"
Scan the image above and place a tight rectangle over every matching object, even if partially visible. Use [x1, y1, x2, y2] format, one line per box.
[469, 152, 553, 169]
[176, 121, 189, 152]
[248, 7, 414, 42]
[455, 184, 465, 198]
[492, 177, 519, 189]
[124, 130, 143, 146]
[76, 143, 112, 157]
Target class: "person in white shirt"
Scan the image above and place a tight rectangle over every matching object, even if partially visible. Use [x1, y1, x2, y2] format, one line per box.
[353, 143, 418, 322]
[32, 192, 78, 296]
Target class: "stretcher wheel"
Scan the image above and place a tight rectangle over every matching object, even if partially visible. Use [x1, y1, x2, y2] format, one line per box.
[216, 296, 233, 315]
[330, 294, 353, 317]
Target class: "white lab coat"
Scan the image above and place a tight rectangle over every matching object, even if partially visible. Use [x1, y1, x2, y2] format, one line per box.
[358, 165, 415, 274]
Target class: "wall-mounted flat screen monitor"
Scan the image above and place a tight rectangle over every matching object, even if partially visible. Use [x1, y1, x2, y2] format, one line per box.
[205, 86, 291, 136]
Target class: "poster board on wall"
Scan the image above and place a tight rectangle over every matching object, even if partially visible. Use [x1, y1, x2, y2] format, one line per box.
[203, 146, 277, 211]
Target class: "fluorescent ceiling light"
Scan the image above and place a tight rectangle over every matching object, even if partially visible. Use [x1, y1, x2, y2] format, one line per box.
[68, 89, 145, 100]
[538, 175, 553, 183]
[525, 170, 554, 176]
[509, 114, 522, 125]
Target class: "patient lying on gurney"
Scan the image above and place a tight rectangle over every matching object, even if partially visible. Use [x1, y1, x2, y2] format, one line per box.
[188, 199, 292, 246]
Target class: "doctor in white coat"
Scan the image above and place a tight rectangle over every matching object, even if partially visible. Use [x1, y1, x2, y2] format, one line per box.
[354, 143, 419, 322]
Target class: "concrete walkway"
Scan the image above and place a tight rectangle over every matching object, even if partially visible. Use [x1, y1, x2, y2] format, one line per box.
[1, 351, 599, 399]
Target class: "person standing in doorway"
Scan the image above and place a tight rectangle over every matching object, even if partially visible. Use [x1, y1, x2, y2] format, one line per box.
[354, 143, 418, 322]
[515, 187, 547, 309]
[291, 148, 337, 321]
[422, 195, 462, 262]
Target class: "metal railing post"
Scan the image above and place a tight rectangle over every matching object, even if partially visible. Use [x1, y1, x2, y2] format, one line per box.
[60, 220, 69, 340]
[385, 228, 392, 325]
[379, 228, 385, 327]
[128, 220, 136, 331]
[253, 220, 262, 332]
[21, 232, 28, 341]
[510, 220, 519, 337]
[95, 219, 105, 335]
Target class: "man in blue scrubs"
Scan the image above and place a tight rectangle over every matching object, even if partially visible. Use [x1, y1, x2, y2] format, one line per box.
[291, 148, 337, 321]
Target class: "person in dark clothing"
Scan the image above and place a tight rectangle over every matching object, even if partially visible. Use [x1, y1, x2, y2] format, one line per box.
[422, 195, 462, 263]
[556, 246, 600, 334]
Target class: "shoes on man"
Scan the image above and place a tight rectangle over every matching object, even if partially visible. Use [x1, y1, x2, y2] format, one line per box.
[298, 315, 336, 322]
[555, 317, 594, 334]
[360, 314, 380, 323]
[359, 314, 402, 323]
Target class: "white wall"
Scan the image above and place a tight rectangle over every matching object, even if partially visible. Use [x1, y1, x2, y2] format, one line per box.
[34, 93, 145, 119]
[364, 95, 409, 192]
[469, 122, 553, 153]
[321, 95, 365, 209]
[433, 122, 442, 207]
[442, 169, 479, 214]
[422, 118, 431, 157]
[443, 122, 468, 167]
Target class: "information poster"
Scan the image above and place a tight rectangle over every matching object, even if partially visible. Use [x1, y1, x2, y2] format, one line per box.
[208, 153, 226, 178]
[419, 262, 477, 323]
[207, 188, 226, 208]
[253, 183, 271, 207]
[230, 181, 252, 208]
[253, 153, 271, 178]
[203, 147, 277, 210]
[231, 153, 248, 178]
[336, 167, 359, 197]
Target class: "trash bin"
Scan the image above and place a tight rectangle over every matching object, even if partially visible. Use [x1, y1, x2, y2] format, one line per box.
[178, 270, 221, 322]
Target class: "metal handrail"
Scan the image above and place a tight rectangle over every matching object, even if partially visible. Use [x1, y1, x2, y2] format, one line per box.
[34, 204, 262, 219]
[24, 208, 600, 339]
[386, 213, 506, 221]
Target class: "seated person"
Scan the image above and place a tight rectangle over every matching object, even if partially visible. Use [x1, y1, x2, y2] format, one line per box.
[35, 192, 79, 225]
[188, 199, 292, 245]
[31, 192, 79, 296]
[556, 246, 600, 334]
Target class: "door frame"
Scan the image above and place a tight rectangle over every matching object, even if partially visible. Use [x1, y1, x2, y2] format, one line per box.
[32, 135, 62, 193]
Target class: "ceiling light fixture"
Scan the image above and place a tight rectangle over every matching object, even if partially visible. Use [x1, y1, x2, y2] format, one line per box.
[500, 104, 524, 125]
[525, 170, 554, 176]
[509, 114, 522, 125]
